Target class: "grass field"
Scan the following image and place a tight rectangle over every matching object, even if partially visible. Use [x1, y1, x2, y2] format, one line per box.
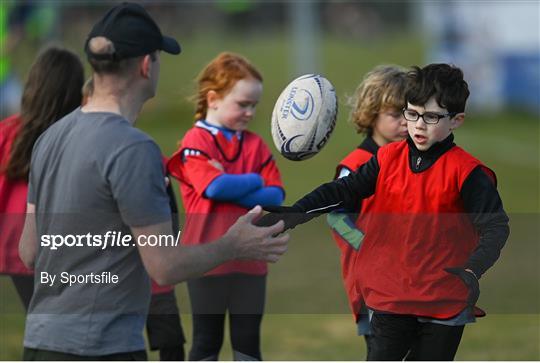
[1, 30, 539, 360]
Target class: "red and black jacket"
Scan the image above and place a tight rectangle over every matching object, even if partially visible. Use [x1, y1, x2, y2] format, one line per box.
[297, 134, 509, 318]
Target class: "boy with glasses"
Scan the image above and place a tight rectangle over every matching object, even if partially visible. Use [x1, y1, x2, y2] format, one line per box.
[258, 63, 509, 360]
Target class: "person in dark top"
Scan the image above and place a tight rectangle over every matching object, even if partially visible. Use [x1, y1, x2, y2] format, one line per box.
[327, 65, 408, 356]
[258, 63, 510, 361]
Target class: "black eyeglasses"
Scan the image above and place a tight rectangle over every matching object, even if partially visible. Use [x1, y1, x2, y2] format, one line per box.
[402, 109, 456, 124]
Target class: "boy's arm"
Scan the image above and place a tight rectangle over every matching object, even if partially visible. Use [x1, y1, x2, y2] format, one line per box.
[460, 166, 510, 278]
[255, 155, 379, 229]
[294, 155, 379, 212]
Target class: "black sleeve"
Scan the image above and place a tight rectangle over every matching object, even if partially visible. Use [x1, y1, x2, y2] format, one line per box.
[461, 166, 510, 278]
[293, 154, 379, 214]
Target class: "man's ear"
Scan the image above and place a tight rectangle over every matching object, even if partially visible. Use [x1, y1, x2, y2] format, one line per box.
[450, 112, 465, 130]
[140, 54, 152, 79]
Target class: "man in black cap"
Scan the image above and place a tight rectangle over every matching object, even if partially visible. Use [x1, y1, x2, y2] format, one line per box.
[19, 3, 288, 360]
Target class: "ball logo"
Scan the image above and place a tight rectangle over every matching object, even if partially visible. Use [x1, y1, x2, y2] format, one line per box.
[291, 89, 314, 121]
[280, 134, 303, 154]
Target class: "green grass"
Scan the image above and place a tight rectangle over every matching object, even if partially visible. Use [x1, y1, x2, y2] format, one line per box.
[1, 30, 539, 360]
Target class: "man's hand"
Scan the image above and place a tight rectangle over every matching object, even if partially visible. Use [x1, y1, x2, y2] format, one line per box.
[253, 205, 314, 231]
[444, 267, 480, 306]
[223, 206, 290, 263]
[135, 206, 289, 285]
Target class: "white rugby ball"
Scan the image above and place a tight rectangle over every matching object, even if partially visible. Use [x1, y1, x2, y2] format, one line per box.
[271, 74, 338, 161]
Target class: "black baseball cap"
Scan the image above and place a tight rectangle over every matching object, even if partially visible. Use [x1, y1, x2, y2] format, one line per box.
[85, 2, 181, 61]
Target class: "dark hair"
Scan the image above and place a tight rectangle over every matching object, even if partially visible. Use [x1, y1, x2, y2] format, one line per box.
[405, 64, 470, 113]
[5, 46, 84, 181]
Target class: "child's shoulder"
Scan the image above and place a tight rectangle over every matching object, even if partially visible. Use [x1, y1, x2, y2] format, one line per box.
[187, 121, 215, 135]
[448, 144, 486, 165]
[449, 145, 497, 186]
[177, 125, 219, 156]
[182, 122, 216, 142]
[242, 129, 263, 140]
[377, 139, 408, 160]
[340, 147, 374, 169]
[242, 130, 272, 148]
[450, 144, 494, 172]
[386, 139, 408, 151]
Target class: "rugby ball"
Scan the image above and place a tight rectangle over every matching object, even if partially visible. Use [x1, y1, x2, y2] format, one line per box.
[271, 74, 338, 161]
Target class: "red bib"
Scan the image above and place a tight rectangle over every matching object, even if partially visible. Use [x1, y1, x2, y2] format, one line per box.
[336, 148, 374, 177]
[0, 115, 33, 275]
[354, 140, 492, 318]
[332, 147, 374, 320]
[167, 123, 283, 276]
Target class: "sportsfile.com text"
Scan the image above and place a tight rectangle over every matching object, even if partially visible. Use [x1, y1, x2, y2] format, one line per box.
[40, 231, 181, 250]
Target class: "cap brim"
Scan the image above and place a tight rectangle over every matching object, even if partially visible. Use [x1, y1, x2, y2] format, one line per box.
[162, 35, 181, 55]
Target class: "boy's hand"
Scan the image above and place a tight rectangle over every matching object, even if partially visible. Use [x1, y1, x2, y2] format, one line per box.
[327, 212, 364, 250]
[444, 267, 480, 306]
[254, 205, 314, 231]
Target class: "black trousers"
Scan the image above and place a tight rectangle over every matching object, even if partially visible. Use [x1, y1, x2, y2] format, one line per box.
[23, 347, 147, 361]
[146, 291, 186, 361]
[187, 274, 266, 361]
[367, 312, 465, 361]
[11, 275, 34, 311]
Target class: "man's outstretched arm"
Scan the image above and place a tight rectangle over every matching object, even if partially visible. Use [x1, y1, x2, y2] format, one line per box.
[134, 206, 289, 285]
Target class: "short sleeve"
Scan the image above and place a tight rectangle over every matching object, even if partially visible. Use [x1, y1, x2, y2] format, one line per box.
[181, 153, 223, 196]
[107, 141, 171, 227]
[168, 128, 223, 197]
